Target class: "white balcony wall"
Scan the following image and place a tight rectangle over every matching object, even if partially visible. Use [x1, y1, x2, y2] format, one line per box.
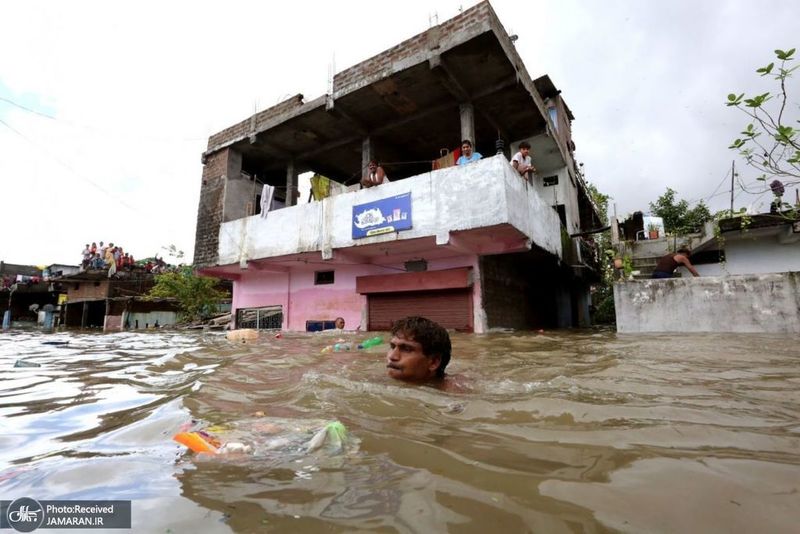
[217, 155, 562, 266]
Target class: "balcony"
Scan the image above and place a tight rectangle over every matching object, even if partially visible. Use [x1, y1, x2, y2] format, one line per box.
[215, 155, 562, 270]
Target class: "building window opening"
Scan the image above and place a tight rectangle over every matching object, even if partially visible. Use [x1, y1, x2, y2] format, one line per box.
[236, 305, 283, 329]
[306, 320, 338, 332]
[543, 175, 559, 187]
[315, 270, 335, 285]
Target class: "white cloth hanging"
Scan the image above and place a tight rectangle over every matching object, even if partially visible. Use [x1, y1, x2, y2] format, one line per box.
[260, 184, 275, 218]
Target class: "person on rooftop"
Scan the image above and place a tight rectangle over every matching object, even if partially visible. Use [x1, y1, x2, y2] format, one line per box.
[360, 160, 390, 188]
[456, 139, 482, 166]
[511, 141, 536, 180]
[81, 244, 91, 270]
[651, 247, 700, 279]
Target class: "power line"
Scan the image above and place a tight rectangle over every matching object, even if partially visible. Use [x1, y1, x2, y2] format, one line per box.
[0, 95, 57, 120]
[0, 116, 139, 212]
[0, 93, 206, 143]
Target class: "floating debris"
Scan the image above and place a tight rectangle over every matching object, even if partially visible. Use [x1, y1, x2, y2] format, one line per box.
[14, 360, 42, 368]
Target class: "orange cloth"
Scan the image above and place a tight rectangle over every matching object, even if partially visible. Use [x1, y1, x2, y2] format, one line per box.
[432, 148, 461, 170]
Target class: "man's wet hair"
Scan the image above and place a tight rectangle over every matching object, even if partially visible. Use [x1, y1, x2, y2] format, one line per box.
[391, 316, 451, 378]
[519, 141, 531, 149]
[461, 139, 473, 147]
[677, 247, 691, 255]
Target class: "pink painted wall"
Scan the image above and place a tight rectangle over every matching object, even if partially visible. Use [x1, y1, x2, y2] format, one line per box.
[232, 254, 484, 332]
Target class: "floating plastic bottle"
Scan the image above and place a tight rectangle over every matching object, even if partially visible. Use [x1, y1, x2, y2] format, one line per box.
[173, 431, 220, 454]
[14, 360, 42, 368]
[357, 336, 383, 350]
[306, 421, 349, 453]
[322, 342, 352, 353]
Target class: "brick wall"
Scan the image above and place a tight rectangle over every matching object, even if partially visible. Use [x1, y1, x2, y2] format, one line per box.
[333, 2, 491, 96]
[66, 280, 111, 301]
[206, 94, 304, 151]
[193, 150, 228, 267]
[203, 4, 495, 153]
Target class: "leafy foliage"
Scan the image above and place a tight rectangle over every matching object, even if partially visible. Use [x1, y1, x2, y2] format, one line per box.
[147, 266, 229, 322]
[727, 47, 799, 215]
[161, 244, 185, 261]
[584, 182, 616, 324]
[649, 188, 711, 234]
[584, 182, 610, 226]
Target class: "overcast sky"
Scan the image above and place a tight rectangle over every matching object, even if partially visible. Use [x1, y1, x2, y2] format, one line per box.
[1, 0, 797, 266]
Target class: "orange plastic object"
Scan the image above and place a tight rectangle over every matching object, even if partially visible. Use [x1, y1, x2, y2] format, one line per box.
[173, 432, 219, 454]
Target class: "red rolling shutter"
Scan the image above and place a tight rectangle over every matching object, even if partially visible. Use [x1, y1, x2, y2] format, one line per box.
[368, 289, 472, 332]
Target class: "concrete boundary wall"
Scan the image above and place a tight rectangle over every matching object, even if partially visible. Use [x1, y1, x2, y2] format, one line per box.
[614, 272, 800, 333]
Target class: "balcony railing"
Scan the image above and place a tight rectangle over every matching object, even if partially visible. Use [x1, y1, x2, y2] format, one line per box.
[217, 155, 563, 266]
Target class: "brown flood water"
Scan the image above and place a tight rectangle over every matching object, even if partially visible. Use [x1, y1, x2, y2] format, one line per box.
[1, 328, 798, 533]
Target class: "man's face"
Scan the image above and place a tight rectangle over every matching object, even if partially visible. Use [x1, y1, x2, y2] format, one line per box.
[334, 318, 345, 329]
[386, 333, 439, 382]
[520, 147, 530, 157]
[461, 144, 472, 157]
[368, 161, 377, 173]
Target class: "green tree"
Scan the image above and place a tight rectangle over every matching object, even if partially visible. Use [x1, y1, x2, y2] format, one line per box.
[727, 47, 799, 214]
[584, 182, 610, 226]
[649, 188, 711, 234]
[147, 266, 229, 322]
[584, 182, 616, 324]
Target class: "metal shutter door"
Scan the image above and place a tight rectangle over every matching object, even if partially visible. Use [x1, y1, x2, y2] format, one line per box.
[368, 289, 472, 331]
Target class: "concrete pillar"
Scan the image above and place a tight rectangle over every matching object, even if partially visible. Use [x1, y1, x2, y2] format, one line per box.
[221, 149, 248, 222]
[2, 310, 9, 330]
[285, 159, 297, 206]
[361, 137, 373, 175]
[556, 287, 572, 328]
[81, 301, 88, 328]
[575, 287, 591, 327]
[43, 311, 54, 330]
[225, 149, 243, 180]
[459, 103, 475, 145]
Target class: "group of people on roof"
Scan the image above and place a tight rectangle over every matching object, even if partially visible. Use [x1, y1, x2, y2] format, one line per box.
[359, 139, 538, 190]
[81, 241, 135, 277]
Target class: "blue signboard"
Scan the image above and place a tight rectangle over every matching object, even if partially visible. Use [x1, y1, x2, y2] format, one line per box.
[352, 192, 412, 239]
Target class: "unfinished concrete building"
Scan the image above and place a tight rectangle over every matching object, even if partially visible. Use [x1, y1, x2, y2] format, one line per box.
[193, 1, 602, 332]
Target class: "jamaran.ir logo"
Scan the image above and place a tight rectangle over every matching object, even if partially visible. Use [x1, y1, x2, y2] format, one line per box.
[7, 497, 44, 532]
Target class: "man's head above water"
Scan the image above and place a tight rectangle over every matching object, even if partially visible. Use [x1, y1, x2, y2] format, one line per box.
[386, 316, 451, 382]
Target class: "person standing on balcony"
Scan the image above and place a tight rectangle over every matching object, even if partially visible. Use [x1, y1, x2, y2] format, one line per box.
[511, 141, 536, 180]
[456, 140, 482, 165]
[651, 248, 700, 278]
[360, 160, 390, 188]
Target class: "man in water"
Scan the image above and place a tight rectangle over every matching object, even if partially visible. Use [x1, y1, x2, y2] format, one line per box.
[651, 247, 700, 278]
[386, 316, 451, 382]
[334, 317, 345, 330]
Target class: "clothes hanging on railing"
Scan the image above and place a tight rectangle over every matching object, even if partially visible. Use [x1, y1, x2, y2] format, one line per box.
[260, 184, 275, 217]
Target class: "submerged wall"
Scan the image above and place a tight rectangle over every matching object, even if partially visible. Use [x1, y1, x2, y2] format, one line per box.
[614, 272, 800, 333]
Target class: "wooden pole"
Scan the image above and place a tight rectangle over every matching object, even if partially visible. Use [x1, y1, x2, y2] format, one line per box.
[730, 160, 735, 215]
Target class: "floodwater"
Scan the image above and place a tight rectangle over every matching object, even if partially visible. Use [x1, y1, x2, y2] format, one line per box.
[1, 328, 798, 533]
